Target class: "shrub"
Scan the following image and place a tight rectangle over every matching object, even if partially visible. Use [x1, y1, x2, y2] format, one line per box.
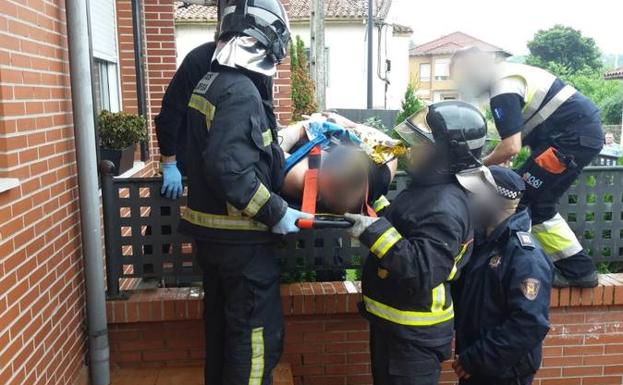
[291, 36, 318, 121]
[395, 83, 424, 125]
[98, 110, 147, 150]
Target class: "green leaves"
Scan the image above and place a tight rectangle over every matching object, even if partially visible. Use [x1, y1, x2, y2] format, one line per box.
[395, 83, 424, 126]
[291, 35, 318, 121]
[98, 110, 148, 150]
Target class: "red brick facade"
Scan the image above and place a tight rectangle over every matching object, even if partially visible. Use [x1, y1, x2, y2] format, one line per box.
[0, 1, 86, 384]
[108, 278, 623, 385]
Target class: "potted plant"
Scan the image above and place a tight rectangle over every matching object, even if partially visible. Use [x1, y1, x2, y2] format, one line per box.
[98, 110, 147, 176]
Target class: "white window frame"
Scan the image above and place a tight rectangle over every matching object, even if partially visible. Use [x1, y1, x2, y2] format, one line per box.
[419, 63, 431, 82]
[434, 58, 450, 81]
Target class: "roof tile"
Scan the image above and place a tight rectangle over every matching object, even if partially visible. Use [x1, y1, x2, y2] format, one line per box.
[410, 31, 510, 56]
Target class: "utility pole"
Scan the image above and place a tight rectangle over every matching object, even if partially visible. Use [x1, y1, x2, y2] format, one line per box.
[310, 0, 326, 110]
[366, 0, 374, 109]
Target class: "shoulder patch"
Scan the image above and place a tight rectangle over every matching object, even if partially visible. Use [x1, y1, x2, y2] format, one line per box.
[521, 278, 540, 300]
[194, 72, 219, 95]
[516, 231, 535, 249]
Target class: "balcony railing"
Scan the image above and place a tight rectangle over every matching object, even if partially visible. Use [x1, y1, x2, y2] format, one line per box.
[101, 163, 623, 297]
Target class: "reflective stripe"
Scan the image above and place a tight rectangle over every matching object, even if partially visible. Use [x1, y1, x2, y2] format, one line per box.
[182, 208, 268, 231]
[370, 227, 402, 259]
[522, 85, 576, 138]
[243, 184, 271, 217]
[447, 239, 473, 281]
[189, 94, 215, 121]
[363, 295, 454, 326]
[431, 283, 445, 313]
[261, 130, 273, 147]
[532, 213, 583, 261]
[248, 327, 265, 385]
[373, 195, 390, 213]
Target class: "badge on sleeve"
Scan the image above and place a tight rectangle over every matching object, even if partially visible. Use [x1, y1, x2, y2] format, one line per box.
[521, 278, 541, 300]
[489, 255, 502, 269]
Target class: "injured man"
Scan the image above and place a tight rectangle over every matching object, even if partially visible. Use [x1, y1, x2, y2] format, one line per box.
[278, 113, 402, 221]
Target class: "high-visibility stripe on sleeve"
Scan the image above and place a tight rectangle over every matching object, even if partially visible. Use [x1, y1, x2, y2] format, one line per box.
[363, 295, 454, 326]
[447, 238, 473, 281]
[431, 283, 446, 313]
[261, 130, 273, 147]
[243, 184, 271, 218]
[182, 208, 268, 231]
[372, 195, 390, 213]
[370, 227, 402, 259]
[248, 327, 265, 385]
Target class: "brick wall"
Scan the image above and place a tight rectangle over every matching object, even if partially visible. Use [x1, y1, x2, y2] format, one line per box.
[0, 1, 87, 384]
[108, 277, 623, 385]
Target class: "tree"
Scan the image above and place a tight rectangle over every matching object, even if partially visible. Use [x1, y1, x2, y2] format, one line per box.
[526, 25, 602, 74]
[290, 36, 318, 121]
[395, 83, 424, 125]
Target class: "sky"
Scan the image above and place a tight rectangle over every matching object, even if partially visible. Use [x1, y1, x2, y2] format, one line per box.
[389, 0, 623, 57]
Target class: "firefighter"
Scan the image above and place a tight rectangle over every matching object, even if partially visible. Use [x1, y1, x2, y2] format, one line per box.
[177, 2, 310, 385]
[155, 42, 216, 199]
[345, 101, 490, 385]
[453, 165, 553, 385]
[451, 47, 603, 288]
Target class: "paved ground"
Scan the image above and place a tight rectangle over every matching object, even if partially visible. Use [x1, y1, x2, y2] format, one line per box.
[111, 364, 293, 385]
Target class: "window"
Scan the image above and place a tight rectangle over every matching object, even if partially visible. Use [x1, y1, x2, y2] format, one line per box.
[434, 58, 450, 81]
[93, 60, 121, 113]
[419, 63, 431, 82]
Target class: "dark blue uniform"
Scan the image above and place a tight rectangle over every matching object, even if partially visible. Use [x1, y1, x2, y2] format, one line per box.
[453, 209, 553, 385]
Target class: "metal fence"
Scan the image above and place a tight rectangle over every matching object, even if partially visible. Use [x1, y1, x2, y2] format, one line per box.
[101, 164, 623, 295]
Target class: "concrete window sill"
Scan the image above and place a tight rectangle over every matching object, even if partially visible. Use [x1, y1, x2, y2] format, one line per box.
[0, 178, 20, 194]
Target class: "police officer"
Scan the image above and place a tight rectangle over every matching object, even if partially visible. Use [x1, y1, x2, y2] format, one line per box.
[178, 2, 311, 384]
[155, 41, 216, 199]
[345, 101, 489, 385]
[451, 47, 603, 288]
[452, 166, 553, 385]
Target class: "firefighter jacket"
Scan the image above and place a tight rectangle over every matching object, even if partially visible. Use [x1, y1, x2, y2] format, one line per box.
[179, 66, 287, 243]
[453, 209, 553, 378]
[359, 173, 474, 347]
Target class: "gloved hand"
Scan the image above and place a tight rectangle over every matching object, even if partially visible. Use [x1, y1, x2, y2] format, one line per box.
[272, 208, 313, 235]
[161, 161, 183, 200]
[344, 213, 380, 238]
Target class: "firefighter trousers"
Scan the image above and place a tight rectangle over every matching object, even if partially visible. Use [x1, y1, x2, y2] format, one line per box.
[369, 324, 451, 385]
[460, 375, 534, 385]
[517, 138, 601, 279]
[196, 241, 284, 385]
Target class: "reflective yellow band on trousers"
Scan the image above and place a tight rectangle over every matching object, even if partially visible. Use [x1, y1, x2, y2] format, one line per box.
[363, 295, 454, 326]
[248, 327, 265, 385]
[532, 213, 583, 261]
[370, 227, 402, 259]
[447, 239, 473, 281]
[373, 195, 390, 213]
[182, 208, 268, 231]
[243, 184, 271, 217]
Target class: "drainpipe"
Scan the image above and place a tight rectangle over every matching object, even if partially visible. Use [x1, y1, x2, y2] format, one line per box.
[131, 0, 149, 160]
[366, 0, 373, 109]
[65, 1, 110, 385]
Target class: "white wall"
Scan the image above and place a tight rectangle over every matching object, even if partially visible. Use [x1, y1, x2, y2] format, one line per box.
[174, 21, 411, 110]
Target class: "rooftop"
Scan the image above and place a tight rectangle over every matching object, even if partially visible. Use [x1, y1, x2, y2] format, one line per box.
[174, 0, 393, 22]
[605, 67, 623, 80]
[410, 31, 511, 57]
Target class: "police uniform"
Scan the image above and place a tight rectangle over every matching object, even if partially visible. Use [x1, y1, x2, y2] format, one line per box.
[155, 42, 216, 175]
[489, 62, 602, 284]
[179, 65, 287, 385]
[453, 167, 553, 385]
[358, 173, 474, 385]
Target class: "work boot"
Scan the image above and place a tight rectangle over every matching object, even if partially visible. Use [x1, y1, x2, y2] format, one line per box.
[553, 269, 598, 288]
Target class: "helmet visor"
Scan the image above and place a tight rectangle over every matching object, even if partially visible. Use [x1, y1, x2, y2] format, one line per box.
[393, 106, 435, 147]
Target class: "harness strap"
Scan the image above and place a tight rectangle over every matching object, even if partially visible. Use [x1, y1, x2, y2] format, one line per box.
[284, 134, 329, 174]
[522, 85, 576, 138]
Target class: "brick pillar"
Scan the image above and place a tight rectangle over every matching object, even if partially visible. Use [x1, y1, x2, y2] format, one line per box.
[116, 0, 140, 115]
[274, 0, 293, 124]
[143, 0, 178, 160]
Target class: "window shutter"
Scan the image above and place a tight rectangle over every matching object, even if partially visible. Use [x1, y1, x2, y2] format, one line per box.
[89, 0, 118, 62]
